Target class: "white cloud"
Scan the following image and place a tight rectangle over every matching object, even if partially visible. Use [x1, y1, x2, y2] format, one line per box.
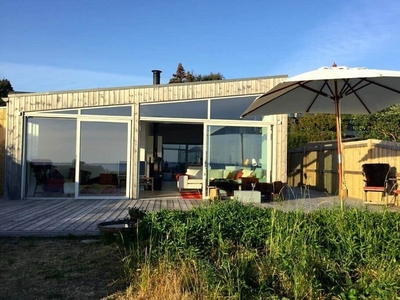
[0, 62, 152, 92]
[271, 1, 400, 76]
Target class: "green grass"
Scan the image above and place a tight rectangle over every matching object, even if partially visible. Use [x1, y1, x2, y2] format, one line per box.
[117, 200, 400, 299]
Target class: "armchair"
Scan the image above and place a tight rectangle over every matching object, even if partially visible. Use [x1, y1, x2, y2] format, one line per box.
[176, 166, 203, 191]
[362, 163, 392, 205]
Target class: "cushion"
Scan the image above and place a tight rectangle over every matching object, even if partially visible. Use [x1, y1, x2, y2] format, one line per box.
[230, 169, 242, 180]
[235, 170, 244, 180]
[209, 169, 224, 179]
[186, 167, 202, 179]
[254, 168, 264, 179]
[226, 172, 234, 180]
[242, 169, 253, 177]
[223, 170, 232, 178]
[225, 166, 237, 171]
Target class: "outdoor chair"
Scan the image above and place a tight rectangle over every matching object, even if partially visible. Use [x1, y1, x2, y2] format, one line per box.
[384, 167, 400, 206]
[362, 163, 392, 205]
[300, 173, 311, 199]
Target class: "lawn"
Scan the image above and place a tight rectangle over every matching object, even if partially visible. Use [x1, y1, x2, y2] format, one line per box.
[0, 236, 126, 300]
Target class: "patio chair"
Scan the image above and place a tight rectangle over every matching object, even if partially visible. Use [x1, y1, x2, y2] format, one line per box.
[362, 163, 392, 205]
[384, 167, 400, 206]
[300, 173, 311, 199]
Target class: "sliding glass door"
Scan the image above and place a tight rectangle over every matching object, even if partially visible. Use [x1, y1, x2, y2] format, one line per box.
[25, 117, 130, 198]
[25, 118, 77, 197]
[206, 125, 268, 196]
[78, 121, 129, 197]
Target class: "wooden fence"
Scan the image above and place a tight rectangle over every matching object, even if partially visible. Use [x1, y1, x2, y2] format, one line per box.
[288, 139, 400, 203]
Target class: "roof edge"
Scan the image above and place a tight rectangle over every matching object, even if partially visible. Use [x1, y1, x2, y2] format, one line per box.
[6, 74, 288, 97]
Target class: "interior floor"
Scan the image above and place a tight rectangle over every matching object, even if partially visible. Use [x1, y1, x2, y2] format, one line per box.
[139, 180, 182, 199]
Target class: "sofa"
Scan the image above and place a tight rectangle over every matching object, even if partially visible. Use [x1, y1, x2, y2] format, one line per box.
[177, 165, 203, 191]
[208, 166, 266, 182]
[208, 166, 283, 200]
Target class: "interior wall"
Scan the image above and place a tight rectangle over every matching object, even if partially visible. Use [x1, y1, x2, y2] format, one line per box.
[158, 123, 203, 144]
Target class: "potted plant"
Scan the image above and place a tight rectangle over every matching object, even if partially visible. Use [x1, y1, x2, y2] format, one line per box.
[127, 206, 147, 223]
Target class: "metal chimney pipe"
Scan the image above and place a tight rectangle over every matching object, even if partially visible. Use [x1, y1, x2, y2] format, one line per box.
[151, 70, 162, 85]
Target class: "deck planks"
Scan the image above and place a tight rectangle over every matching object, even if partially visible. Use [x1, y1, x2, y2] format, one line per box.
[0, 198, 205, 236]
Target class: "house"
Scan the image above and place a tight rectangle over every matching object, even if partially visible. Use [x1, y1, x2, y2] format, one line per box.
[4, 71, 288, 200]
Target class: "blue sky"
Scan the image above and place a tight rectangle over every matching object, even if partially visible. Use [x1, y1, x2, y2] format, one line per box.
[1, 0, 400, 92]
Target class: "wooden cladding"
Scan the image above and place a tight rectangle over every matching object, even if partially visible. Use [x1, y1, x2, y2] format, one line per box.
[8, 77, 286, 113]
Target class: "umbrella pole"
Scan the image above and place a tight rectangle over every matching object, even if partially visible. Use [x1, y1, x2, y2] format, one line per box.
[334, 81, 344, 210]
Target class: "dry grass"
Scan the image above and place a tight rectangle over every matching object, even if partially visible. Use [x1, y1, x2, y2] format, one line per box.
[115, 259, 213, 300]
[0, 236, 127, 300]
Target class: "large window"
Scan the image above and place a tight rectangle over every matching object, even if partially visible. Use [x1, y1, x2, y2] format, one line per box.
[141, 100, 207, 119]
[79, 122, 128, 196]
[25, 118, 77, 197]
[24, 116, 130, 198]
[210, 96, 262, 120]
[207, 125, 268, 182]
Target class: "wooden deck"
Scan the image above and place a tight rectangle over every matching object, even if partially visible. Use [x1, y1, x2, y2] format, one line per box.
[0, 198, 204, 237]
[1, 188, 398, 237]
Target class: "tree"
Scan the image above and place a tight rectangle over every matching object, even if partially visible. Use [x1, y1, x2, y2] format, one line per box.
[288, 113, 350, 149]
[351, 104, 400, 142]
[169, 63, 187, 83]
[0, 78, 13, 106]
[169, 63, 224, 83]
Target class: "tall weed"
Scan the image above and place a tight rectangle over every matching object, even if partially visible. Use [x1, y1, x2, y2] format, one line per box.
[119, 200, 400, 299]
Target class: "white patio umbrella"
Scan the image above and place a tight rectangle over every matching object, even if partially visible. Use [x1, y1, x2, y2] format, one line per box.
[241, 65, 400, 205]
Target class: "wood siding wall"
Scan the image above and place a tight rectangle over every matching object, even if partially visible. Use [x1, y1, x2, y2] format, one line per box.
[288, 139, 400, 204]
[0, 108, 6, 196]
[5, 76, 287, 199]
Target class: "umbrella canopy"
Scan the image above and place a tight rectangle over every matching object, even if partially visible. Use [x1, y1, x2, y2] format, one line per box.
[241, 65, 400, 204]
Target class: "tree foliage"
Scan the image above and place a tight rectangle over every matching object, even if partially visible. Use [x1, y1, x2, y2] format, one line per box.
[0, 78, 13, 106]
[169, 63, 224, 83]
[350, 104, 400, 142]
[288, 113, 350, 149]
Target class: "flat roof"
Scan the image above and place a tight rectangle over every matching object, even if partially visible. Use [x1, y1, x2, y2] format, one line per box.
[6, 74, 288, 97]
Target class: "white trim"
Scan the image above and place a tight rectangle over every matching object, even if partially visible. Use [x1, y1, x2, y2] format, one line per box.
[139, 117, 273, 127]
[24, 104, 134, 120]
[20, 116, 27, 199]
[75, 119, 81, 197]
[202, 123, 208, 199]
[139, 94, 263, 106]
[22, 115, 131, 200]
[77, 119, 130, 199]
[140, 116, 207, 123]
[126, 121, 132, 198]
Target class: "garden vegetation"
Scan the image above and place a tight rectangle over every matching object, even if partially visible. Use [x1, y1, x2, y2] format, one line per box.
[115, 200, 400, 299]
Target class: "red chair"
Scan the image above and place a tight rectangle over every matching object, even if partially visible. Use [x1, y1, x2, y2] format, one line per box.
[362, 163, 391, 205]
[392, 189, 400, 206]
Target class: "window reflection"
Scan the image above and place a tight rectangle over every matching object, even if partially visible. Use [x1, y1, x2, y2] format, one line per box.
[208, 125, 268, 191]
[25, 118, 77, 198]
[140, 101, 207, 119]
[81, 106, 132, 116]
[210, 96, 262, 120]
[79, 122, 128, 196]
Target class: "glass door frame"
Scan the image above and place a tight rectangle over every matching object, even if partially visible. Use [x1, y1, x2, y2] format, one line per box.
[76, 119, 131, 199]
[203, 120, 271, 199]
[22, 109, 133, 199]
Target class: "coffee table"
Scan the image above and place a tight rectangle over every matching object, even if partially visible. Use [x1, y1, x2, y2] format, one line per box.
[209, 179, 239, 196]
